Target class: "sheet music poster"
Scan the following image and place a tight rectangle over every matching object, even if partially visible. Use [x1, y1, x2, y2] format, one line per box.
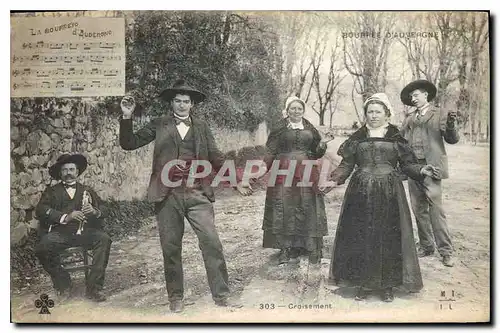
[11, 16, 125, 97]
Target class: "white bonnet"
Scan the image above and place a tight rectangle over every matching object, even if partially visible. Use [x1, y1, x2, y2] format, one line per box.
[363, 93, 393, 115]
[282, 96, 306, 118]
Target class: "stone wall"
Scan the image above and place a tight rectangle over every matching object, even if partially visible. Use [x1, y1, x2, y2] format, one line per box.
[10, 98, 153, 246]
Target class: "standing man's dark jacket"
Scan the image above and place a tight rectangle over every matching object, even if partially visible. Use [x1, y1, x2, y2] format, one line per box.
[119, 113, 226, 202]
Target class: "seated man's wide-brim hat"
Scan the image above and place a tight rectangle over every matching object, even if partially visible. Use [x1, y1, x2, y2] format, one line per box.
[49, 153, 88, 180]
[159, 79, 206, 104]
[400, 79, 437, 106]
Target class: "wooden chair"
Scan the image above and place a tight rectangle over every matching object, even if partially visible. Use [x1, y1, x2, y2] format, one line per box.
[60, 247, 93, 282]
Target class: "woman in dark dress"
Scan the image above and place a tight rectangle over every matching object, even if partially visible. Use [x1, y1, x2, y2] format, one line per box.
[327, 93, 435, 302]
[262, 96, 328, 265]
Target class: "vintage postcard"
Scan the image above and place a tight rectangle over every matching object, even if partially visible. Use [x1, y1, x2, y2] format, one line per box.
[10, 10, 490, 323]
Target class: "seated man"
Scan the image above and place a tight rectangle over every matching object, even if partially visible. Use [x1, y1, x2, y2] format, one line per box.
[35, 153, 112, 302]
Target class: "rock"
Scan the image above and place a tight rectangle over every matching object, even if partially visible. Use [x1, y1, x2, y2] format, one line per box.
[109, 163, 115, 174]
[11, 223, 28, 245]
[21, 186, 39, 195]
[42, 124, 56, 135]
[61, 139, 73, 152]
[28, 219, 40, 230]
[79, 142, 88, 152]
[26, 130, 52, 155]
[19, 126, 29, 138]
[12, 194, 33, 210]
[34, 155, 50, 167]
[16, 114, 34, 125]
[50, 133, 62, 149]
[61, 104, 72, 114]
[12, 142, 26, 156]
[30, 192, 42, 206]
[76, 115, 87, 123]
[50, 118, 64, 128]
[18, 209, 26, 223]
[14, 172, 31, 188]
[37, 184, 46, 193]
[10, 158, 15, 171]
[41, 169, 50, 182]
[20, 156, 31, 170]
[31, 169, 43, 186]
[61, 130, 74, 139]
[11, 126, 19, 142]
[11, 209, 19, 227]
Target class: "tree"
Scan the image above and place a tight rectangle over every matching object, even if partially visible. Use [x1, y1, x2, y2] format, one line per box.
[309, 36, 346, 126]
[456, 12, 489, 142]
[121, 11, 282, 132]
[398, 12, 489, 141]
[341, 12, 395, 122]
[397, 12, 465, 107]
[271, 12, 314, 98]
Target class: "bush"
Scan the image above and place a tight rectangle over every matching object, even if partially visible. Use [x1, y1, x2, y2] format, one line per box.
[101, 199, 155, 239]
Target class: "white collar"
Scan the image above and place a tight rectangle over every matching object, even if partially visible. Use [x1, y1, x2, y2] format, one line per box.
[366, 123, 389, 138]
[174, 114, 190, 120]
[288, 119, 304, 130]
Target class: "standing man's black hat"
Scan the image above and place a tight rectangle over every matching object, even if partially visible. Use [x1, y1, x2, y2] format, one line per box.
[400, 80, 437, 106]
[159, 79, 206, 104]
[48, 153, 88, 180]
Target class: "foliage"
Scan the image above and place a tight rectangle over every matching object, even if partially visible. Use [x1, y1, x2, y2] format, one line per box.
[101, 199, 154, 239]
[113, 11, 283, 132]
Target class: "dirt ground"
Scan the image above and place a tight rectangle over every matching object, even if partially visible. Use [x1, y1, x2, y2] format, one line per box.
[11, 141, 490, 323]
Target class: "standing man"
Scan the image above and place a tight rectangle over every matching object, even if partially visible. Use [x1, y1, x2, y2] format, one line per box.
[35, 153, 112, 302]
[400, 79, 459, 267]
[119, 79, 250, 313]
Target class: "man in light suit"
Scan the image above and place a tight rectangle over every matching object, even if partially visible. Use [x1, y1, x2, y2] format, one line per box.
[400, 80, 459, 267]
[119, 80, 250, 313]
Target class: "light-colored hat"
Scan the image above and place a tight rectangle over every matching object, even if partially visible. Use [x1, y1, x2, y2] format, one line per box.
[282, 96, 306, 118]
[363, 93, 393, 116]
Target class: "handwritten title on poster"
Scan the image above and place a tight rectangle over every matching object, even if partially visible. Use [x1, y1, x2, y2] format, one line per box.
[11, 17, 125, 97]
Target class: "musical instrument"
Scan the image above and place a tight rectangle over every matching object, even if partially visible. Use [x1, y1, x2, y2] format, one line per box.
[77, 190, 92, 235]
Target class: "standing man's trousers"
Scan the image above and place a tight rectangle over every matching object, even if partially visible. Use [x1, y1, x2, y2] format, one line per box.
[155, 186, 230, 302]
[408, 175, 453, 257]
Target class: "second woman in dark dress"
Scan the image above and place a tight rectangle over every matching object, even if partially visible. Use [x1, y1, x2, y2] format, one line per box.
[328, 93, 436, 302]
[262, 97, 328, 265]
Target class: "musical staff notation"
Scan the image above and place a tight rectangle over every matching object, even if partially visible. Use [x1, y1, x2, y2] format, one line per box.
[12, 67, 121, 77]
[12, 80, 123, 90]
[12, 54, 123, 64]
[21, 41, 122, 50]
[11, 16, 125, 97]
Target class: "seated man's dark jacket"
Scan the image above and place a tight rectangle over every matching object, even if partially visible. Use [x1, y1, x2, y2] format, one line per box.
[35, 182, 106, 235]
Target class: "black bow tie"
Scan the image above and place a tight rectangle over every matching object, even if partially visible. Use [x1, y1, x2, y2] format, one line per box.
[63, 183, 76, 189]
[174, 117, 192, 126]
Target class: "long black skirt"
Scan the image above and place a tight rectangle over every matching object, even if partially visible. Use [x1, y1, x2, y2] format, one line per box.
[329, 170, 423, 292]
